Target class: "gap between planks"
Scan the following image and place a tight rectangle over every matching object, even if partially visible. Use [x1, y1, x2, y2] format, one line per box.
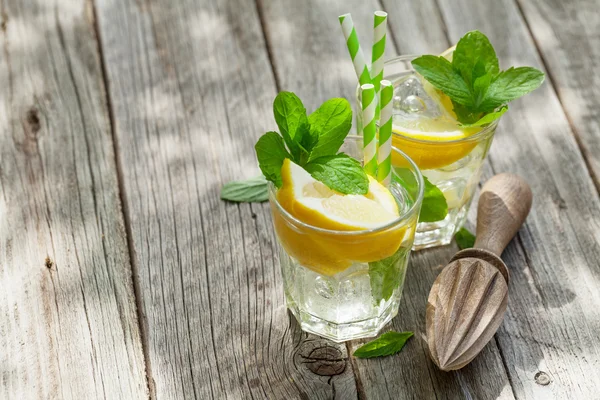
[90, 1, 155, 398]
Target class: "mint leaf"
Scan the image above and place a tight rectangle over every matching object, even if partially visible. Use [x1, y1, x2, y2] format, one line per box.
[221, 175, 268, 202]
[420, 176, 449, 222]
[296, 121, 317, 163]
[255, 132, 291, 187]
[411, 55, 473, 107]
[369, 247, 408, 304]
[273, 92, 312, 161]
[455, 227, 476, 249]
[461, 105, 507, 127]
[304, 154, 369, 195]
[452, 101, 484, 125]
[480, 67, 545, 111]
[393, 171, 448, 222]
[452, 30, 499, 87]
[472, 71, 493, 109]
[353, 331, 413, 358]
[307, 98, 352, 161]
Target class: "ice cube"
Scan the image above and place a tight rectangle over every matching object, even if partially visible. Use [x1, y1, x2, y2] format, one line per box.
[392, 74, 445, 119]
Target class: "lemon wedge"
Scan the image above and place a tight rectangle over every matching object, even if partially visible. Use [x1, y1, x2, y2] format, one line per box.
[272, 159, 410, 276]
[440, 45, 455, 60]
[278, 159, 398, 231]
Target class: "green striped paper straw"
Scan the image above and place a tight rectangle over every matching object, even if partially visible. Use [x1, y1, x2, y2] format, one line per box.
[371, 11, 388, 93]
[377, 80, 394, 185]
[339, 14, 371, 85]
[361, 84, 378, 177]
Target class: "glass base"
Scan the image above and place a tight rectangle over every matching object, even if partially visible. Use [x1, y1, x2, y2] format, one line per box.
[413, 202, 469, 250]
[280, 249, 409, 342]
[289, 301, 399, 343]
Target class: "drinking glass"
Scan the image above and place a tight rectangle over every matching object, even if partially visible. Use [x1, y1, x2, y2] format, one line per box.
[357, 56, 498, 249]
[269, 135, 423, 342]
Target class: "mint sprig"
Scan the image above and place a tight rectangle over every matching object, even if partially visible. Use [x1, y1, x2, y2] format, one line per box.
[412, 31, 544, 125]
[256, 92, 368, 195]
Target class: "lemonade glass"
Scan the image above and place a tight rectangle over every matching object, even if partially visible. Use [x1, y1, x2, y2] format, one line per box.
[269, 136, 423, 342]
[357, 56, 498, 249]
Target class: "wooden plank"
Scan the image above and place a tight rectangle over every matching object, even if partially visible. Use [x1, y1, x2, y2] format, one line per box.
[259, 0, 515, 398]
[0, 0, 147, 399]
[94, 0, 358, 398]
[515, 0, 600, 192]
[419, 0, 600, 398]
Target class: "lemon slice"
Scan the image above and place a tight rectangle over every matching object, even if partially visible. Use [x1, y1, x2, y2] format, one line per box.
[391, 46, 486, 170]
[440, 45, 455, 61]
[272, 159, 410, 275]
[278, 159, 398, 231]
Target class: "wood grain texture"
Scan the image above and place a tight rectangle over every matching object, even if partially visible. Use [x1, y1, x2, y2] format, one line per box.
[94, 0, 358, 398]
[515, 0, 600, 192]
[0, 0, 147, 399]
[433, 0, 600, 397]
[259, 1, 515, 399]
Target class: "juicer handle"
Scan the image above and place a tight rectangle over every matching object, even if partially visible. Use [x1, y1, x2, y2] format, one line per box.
[474, 173, 532, 257]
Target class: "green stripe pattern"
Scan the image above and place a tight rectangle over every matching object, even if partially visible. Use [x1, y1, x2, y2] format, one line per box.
[361, 84, 378, 177]
[371, 11, 388, 93]
[377, 80, 394, 185]
[339, 14, 371, 85]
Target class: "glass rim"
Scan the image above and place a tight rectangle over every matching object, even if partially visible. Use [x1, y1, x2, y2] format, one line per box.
[356, 54, 500, 145]
[268, 135, 424, 236]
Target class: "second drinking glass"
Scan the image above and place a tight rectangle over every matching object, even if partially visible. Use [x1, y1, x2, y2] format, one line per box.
[357, 56, 498, 249]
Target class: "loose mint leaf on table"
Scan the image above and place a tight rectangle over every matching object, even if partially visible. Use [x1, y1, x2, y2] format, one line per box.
[305, 154, 369, 195]
[368, 247, 408, 304]
[455, 227, 476, 249]
[353, 331, 414, 359]
[255, 132, 291, 188]
[307, 98, 352, 161]
[412, 30, 544, 125]
[220, 175, 268, 202]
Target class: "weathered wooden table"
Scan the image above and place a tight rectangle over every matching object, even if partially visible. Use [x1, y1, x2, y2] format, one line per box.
[2, 0, 600, 398]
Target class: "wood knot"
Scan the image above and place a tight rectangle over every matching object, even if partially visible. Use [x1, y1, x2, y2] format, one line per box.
[18, 107, 43, 155]
[26, 108, 41, 134]
[534, 371, 551, 386]
[0, 11, 7, 32]
[298, 344, 346, 376]
[44, 256, 54, 269]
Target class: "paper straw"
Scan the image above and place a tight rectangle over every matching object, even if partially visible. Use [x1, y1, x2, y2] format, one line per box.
[371, 11, 387, 93]
[377, 80, 394, 185]
[361, 84, 378, 177]
[339, 14, 371, 86]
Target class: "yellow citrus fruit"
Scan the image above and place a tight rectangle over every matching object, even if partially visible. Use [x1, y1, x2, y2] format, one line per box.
[272, 159, 410, 276]
[392, 46, 482, 170]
